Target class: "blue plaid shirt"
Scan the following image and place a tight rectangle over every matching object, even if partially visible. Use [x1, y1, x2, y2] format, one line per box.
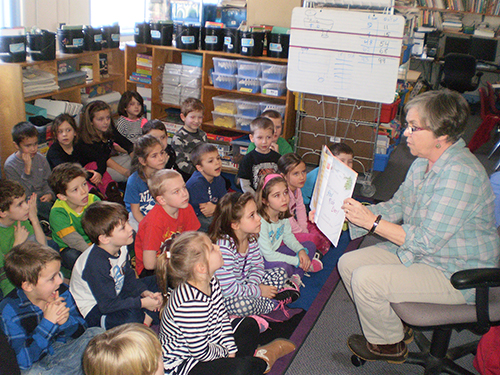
[0, 284, 86, 369]
[350, 139, 500, 303]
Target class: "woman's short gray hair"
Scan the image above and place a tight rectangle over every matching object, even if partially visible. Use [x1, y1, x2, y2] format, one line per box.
[404, 89, 470, 143]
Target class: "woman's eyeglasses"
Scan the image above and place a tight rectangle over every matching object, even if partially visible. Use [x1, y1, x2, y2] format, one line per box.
[406, 125, 425, 135]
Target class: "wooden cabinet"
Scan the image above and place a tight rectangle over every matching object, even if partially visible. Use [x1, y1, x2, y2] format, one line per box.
[124, 43, 296, 141]
[0, 48, 124, 171]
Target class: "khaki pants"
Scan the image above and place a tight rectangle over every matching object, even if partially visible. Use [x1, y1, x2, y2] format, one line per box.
[337, 245, 466, 345]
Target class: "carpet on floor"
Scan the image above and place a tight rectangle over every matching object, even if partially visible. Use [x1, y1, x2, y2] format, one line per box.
[267, 234, 364, 375]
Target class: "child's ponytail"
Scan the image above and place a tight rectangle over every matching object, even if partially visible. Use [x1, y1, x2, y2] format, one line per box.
[155, 231, 212, 309]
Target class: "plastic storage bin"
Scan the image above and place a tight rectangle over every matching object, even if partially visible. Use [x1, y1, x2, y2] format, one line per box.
[235, 114, 253, 131]
[212, 72, 237, 90]
[212, 111, 236, 128]
[260, 78, 286, 97]
[237, 76, 260, 94]
[373, 145, 394, 172]
[236, 99, 260, 117]
[212, 95, 238, 114]
[261, 63, 287, 81]
[237, 60, 261, 78]
[379, 99, 401, 123]
[213, 57, 238, 74]
[259, 101, 286, 118]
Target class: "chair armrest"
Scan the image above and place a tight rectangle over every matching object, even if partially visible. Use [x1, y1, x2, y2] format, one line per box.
[451, 268, 500, 290]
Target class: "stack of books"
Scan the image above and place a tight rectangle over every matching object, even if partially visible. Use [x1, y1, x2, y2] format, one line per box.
[442, 13, 463, 32]
[130, 54, 152, 84]
[161, 63, 201, 106]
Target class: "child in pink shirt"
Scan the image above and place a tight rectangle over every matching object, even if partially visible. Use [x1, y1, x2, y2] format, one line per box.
[278, 153, 331, 255]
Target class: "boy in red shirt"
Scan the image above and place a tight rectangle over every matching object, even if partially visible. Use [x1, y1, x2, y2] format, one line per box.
[135, 169, 200, 277]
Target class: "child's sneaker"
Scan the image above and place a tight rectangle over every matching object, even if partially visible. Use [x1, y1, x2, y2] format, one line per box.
[289, 274, 304, 290]
[308, 257, 323, 272]
[275, 280, 300, 303]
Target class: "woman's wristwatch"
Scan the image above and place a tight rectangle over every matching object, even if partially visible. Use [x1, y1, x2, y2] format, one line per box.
[368, 215, 382, 234]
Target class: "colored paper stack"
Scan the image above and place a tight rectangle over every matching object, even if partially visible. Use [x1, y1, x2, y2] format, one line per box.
[130, 53, 152, 84]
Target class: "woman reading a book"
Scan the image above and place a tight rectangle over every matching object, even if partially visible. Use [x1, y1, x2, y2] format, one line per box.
[338, 89, 499, 363]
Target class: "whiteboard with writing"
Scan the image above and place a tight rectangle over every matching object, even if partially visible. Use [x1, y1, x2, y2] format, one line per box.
[287, 8, 405, 104]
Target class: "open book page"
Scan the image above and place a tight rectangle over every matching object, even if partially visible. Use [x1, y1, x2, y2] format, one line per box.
[310, 145, 334, 213]
[312, 145, 358, 246]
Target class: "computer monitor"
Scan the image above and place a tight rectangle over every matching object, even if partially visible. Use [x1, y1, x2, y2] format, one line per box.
[469, 37, 498, 63]
[443, 35, 471, 56]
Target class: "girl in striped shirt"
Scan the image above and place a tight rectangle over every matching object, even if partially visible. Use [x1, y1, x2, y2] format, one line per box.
[208, 192, 300, 317]
[156, 231, 295, 375]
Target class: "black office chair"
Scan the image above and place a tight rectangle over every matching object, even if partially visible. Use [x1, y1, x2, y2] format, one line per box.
[390, 268, 500, 375]
[440, 53, 484, 93]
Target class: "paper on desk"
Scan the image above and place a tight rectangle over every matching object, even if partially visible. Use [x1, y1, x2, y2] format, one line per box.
[310, 145, 357, 246]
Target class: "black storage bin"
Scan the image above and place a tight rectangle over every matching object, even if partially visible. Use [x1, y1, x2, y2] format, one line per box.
[57, 27, 84, 54]
[267, 33, 290, 58]
[83, 26, 102, 51]
[175, 23, 200, 50]
[0, 34, 26, 62]
[102, 24, 120, 49]
[223, 28, 239, 53]
[28, 30, 56, 61]
[239, 30, 265, 57]
[201, 27, 224, 51]
[150, 22, 173, 46]
[135, 22, 151, 44]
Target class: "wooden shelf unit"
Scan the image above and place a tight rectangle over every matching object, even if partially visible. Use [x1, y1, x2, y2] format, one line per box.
[0, 48, 125, 170]
[124, 43, 296, 140]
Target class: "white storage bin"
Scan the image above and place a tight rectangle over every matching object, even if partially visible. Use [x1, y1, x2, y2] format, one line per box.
[260, 78, 286, 96]
[237, 76, 260, 94]
[236, 99, 260, 118]
[235, 114, 254, 131]
[213, 57, 238, 74]
[259, 101, 286, 118]
[237, 60, 261, 78]
[212, 111, 236, 128]
[212, 95, 238, 115]
[212, 72, 237, 90]
[261, 63, 287, 81]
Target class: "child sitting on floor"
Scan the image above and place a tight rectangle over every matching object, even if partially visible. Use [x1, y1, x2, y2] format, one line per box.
[208, 192, 300, 317]
[0, 180, 46, 298]
[246, 110, 292, 155]
[186, 143, 227, 232]
[116, 90, 148, 143]
[124, 135, 167, 231]
[0, 241, 103, 374]
[70, 201, 162, 329]
[278, 153, 331, 256]
[134, 169, 200, 278]
[48, 163, 100, 270]
[142, 119, 178, 171]
[256, 174, 322, 287]
[4, 121, 54, 221]
[156, 231, 296, 375]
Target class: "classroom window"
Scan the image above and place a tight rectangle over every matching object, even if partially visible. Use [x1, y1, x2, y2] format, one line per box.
[90, 0, 148, 34]
[0, 0, 21, 28]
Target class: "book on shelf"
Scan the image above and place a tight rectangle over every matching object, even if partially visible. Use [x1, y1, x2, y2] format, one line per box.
[129, 75, 152, 84]
[474, 27, 495, 37]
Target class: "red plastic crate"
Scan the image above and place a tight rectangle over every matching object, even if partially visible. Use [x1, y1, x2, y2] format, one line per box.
[379, 98, 401, 123]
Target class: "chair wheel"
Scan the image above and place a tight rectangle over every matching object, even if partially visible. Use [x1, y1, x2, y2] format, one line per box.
[351, 354, 366, 367]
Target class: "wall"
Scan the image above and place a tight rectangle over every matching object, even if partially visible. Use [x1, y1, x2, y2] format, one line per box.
[22, 0, 89, 30]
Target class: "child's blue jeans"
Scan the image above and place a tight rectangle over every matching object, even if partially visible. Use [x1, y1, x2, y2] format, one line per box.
[21, 327, 103, 375]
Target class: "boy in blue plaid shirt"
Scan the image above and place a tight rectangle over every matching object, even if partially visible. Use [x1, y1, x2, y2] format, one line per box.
[0, 241, 103, 374]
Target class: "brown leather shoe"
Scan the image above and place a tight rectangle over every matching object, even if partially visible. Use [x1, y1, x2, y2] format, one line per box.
[255, 339, 296, 374]
[366, 340, 408, 359]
